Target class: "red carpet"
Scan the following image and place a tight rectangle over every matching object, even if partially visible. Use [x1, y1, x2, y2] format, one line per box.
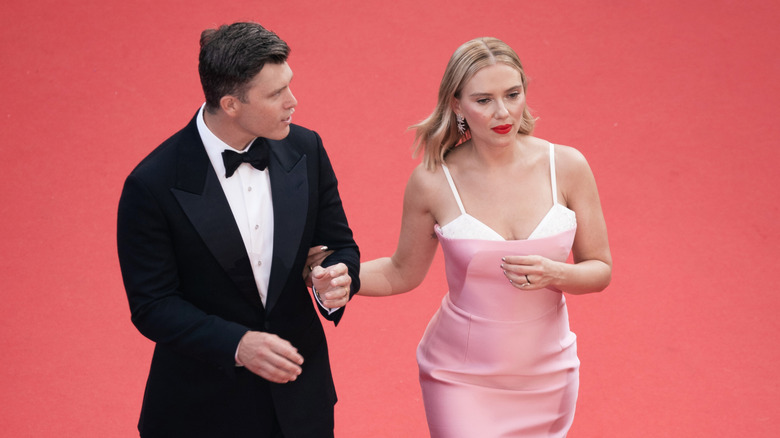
[1, 0, 778, 436]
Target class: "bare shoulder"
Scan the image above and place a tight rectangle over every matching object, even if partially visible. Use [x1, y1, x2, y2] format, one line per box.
[551, 143, 602, 208]
[404, 162, 451, 215]
[554, 143, 589, 166]
[407, 162, 446, 194]
[553, 143, 594, 180]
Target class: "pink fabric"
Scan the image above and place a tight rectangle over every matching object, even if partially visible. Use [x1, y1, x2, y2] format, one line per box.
[417, 227, 579, 437]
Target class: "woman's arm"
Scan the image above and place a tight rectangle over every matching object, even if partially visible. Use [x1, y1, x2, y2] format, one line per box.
[359, 165, 441, 297]
[559, 146, 612, 294]
[502, 146, 612, 294]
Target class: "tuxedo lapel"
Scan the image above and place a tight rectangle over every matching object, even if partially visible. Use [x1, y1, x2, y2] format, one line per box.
[170, 120, 264, 310]
[265, 139, 308, 314]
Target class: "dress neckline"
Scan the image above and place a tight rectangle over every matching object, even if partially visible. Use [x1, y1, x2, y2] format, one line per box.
[439, 203, 574, 241]
[438, 142, 573, 241]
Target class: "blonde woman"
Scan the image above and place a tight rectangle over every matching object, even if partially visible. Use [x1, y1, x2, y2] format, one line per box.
[313, 37, 611, 437]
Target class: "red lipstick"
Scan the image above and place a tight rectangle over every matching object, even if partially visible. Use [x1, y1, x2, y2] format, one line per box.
[491, 124, 513, 134]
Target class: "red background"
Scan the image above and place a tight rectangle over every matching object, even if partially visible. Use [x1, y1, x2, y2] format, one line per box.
[1, 0, 778, 436]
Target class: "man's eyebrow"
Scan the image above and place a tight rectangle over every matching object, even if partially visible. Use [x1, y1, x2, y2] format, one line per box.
[270, 84, 288, 94]
[268, 73, 293, 95]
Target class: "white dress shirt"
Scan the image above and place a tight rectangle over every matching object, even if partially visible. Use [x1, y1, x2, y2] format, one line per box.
[195, 104, 335, 315]
[196, 104, 274, 306]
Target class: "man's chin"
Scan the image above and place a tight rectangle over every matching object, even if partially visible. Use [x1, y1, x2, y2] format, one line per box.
[266, 126, 291, 141]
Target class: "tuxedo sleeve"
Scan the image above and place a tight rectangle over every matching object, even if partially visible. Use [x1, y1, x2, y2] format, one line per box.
[310, 132, 360, 324]
[117, 173, 248, 370]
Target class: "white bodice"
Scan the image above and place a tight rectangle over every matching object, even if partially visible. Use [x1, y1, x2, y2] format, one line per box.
[437, 142, 576, 241]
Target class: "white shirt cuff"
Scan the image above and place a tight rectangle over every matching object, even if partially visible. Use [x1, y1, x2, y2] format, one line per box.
[313, 287, 340, 314]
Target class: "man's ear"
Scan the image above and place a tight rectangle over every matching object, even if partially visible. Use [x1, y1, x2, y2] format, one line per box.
[219, 95, 240, 116]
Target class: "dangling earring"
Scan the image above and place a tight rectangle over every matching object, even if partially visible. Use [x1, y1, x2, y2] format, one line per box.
[456, 114, 466, 135]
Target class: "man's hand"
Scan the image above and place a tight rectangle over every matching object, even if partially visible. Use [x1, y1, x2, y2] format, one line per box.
[311, 263, 351, 309]
[237, 331, 303, 383]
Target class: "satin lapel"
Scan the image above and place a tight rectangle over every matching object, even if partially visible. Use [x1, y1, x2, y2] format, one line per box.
[265, 139, 308, 314]
[170, 122, 264, 310]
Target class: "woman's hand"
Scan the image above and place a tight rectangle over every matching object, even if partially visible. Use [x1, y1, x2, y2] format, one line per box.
[303, 246, 333, 286]
[500, 255, 562, 290]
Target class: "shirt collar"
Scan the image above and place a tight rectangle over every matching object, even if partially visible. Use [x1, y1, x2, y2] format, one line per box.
[196, 103, 259, 179]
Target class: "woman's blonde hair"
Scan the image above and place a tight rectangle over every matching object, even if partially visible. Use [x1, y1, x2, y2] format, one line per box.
[411, 37, 535, 170]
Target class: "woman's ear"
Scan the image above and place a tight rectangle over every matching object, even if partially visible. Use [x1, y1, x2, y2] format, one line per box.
[450, 98, 461, 116]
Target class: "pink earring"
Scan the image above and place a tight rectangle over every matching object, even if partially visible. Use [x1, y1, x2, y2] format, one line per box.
[456, 114, 466, 135]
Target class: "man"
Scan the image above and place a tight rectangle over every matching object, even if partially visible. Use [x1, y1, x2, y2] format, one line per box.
[117, 22, 359, 437]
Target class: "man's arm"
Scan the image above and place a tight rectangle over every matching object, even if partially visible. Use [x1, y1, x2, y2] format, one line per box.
[117, 173, 248, 369]
[308, 131, 360, 323]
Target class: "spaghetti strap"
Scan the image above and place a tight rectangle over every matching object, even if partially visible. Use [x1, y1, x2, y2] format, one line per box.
[548, 143, 558, 204]
[441, 164, 466, 214]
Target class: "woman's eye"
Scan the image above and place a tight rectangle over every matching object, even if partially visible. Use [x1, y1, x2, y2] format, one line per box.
[477, 98, 490, 104]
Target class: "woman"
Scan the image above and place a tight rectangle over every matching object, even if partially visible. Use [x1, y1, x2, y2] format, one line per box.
[314, 37, 611, 437]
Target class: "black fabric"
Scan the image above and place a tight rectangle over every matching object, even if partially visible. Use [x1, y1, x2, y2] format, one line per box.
[117, 111, 359, 437]
[222, 139, 270, 177]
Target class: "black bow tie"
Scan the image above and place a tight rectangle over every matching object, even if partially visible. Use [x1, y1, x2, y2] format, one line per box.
[221, 140, 270, 178]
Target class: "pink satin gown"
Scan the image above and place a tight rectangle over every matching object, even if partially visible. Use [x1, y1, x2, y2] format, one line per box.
[417, 143, 580, 437]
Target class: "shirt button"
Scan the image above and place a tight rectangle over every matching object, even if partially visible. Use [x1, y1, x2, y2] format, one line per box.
[254, 224, 259, 230]
[247, 186, 253, 192]
[257, 260, 263, 267]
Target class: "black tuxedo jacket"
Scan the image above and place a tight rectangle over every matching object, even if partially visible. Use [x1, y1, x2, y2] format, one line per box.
[117, 112, 359, 437]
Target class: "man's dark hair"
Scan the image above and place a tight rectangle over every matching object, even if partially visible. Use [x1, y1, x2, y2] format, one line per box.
[198, 22, 290, 112]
